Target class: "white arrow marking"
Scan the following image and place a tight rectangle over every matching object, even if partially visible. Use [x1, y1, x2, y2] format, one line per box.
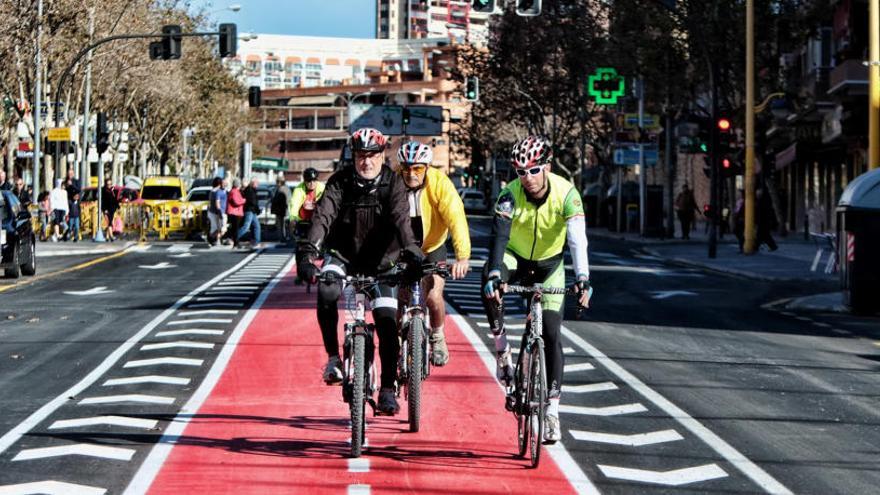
[140, 341, 215, 351]
[13, 444, 135, 462]
[559, 403, 647, 416]
[155, 329, 224, 337]
[170, 252, 193, 258]
[564, 363, 595, 372]
[598, 464, 727, 486]
[563, 382, 618, 394]
[103, 375, 190, 386]
[650, 290, 698, 300]
[178, 309, 239, 316]
[570, 429, 684, 446]
[124, 357, 203, 368]
[184, 303, 245, 309]
[0, 481, 106, 495]
[166, 318, 232, 326]
[63, 287, 114, 296]
[49, 416, 158, 430]
[79, 394, 175, 405]
[138, 262, 176, 270]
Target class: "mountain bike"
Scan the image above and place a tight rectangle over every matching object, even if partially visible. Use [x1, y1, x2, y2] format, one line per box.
[397, 262, 450, 433]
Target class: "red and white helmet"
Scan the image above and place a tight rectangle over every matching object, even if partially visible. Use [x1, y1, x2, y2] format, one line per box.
[511, 135, 553, 169]
[397, 140, 433, 165]
[350, 127, 388, 152]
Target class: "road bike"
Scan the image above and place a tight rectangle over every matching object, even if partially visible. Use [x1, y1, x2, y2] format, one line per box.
[397, 263, 450, 433]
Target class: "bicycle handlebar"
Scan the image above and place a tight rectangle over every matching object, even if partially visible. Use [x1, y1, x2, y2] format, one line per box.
[504, 284, 573, 295]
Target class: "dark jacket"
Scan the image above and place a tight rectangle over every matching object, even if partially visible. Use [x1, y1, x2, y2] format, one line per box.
[65, 178, 81, 198]
[0, 181, 11, 191]
[101, 186, 119, 212]
[243, 185, 260, 214]
[307, 165, 416, 274]
[14, 188, 31, 207]
[69, 199, 81, 218]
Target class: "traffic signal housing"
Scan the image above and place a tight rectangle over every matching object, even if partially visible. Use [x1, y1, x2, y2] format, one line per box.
[162, 25, 182, 60]
[96, 112, 110, 155]
[248, 86, 261, 108]
[465, 76, 479, 102]
[516, 0, 541, 16]
[471, 0, 495, 13]
[402, 107, 411, 126]
[218, 23, 237, 58]
[149, 41, 164, 60]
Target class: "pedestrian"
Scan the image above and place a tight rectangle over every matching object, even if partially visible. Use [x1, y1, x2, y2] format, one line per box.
[49, 178, 69, 242]
[68, 191, 81, 242]
[674, 184, 699, 240]
[756, 187, 779, 252]
[13, 177, 31, 208]
[37, 191, 50, 240]
[101, 178, 119, 242]
[236, 178, 261, 249]
[206, 177, 228, 246]
[271, 176, 291, 242]
[65, 168, 81, 198]
[226, 178, 245, 248]
[0, 169, 11, 190]
[734, 189, 745, 252]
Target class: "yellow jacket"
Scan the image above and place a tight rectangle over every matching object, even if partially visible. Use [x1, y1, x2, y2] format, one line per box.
[288, 181, 326, 222]
[416, 167, 471, 260]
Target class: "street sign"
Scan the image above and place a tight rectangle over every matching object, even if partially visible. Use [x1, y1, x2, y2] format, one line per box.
[587, 68, 625, 105]
[623, 113, 662, 131]
[403, 105, 443, 136]
[350, 104, 403, 135]
[613, 145, 659, 167]
[47, 127, 71, 141]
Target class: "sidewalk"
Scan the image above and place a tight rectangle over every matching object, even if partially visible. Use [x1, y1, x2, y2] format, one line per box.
[35, 239, 137, 258]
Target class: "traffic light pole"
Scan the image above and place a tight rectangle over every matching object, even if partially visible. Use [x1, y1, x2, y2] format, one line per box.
[744, 0, 757, 253]
[708, 60, 719, 259]
[637, 76, 646, 237]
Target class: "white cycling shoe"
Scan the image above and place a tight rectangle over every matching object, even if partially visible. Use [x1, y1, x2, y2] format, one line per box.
[544, 413, 562, 443]
[323, 356, 343, 384]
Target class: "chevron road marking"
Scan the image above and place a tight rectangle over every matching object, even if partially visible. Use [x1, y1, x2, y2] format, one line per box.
[79, 394, 175, 405]
[49, 416, 158, 430]
[154, 329, 224, 337]
[569, 429, 684, 446]
[123, 357, 203, 368]
[597, 464, 727, 486]
[102, 375, 190, 387]
[140, 341, 215, 351]
[563, 382, 618, 394]
[13, 444, 135, 462]
[559, 403, 648, 416]
[0, 480, 107, 495]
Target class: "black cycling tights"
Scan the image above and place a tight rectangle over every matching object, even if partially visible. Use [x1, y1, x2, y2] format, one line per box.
[317, 277, 399, 390]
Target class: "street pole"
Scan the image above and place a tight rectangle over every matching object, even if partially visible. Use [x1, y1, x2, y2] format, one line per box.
[95, 144, 105, 242]
[708, 60, 719, 259]
[637, 76, 646, 236]
[869, 0, 879, 169]
[616, 167, 623, 232]
[32, 0, 43, 199]
[744, 0, 758, 252]
[80, 7, 95, 186]
[665, 111, 675, 239]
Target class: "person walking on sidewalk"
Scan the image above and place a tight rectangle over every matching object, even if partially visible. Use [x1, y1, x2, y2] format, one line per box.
[674, 184, 700, 240]
[49, 179, 69, 242]
[756, 187, 779, 252]
[237, 178, 261, 249]
[226, 178, 245, 248]
[271, 177, 291, 243]
[67, 191, 81, 242]
[101, 178, 119, 242]
[207, 177, 228, 246]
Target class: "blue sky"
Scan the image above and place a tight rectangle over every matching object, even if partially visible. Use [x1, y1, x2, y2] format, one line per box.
[204, 0, 376, 38]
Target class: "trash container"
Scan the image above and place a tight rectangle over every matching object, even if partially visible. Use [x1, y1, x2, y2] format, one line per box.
[836, 168, 880, 315]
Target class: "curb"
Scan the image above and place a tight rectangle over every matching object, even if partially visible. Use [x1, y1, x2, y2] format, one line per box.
[641, 247, 829, 283]
[35, 241, 136, 258]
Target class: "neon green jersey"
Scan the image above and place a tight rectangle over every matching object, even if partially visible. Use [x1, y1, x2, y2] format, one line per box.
[494, 172, 584, 261]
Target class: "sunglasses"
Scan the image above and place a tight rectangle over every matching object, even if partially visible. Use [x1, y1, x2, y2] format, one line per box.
[515, 165, 545, 177]
[402, 164, 427, 173]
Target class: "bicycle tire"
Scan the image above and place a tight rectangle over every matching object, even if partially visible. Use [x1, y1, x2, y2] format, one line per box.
[350, 332, 366, 457]
[407, 317, 425, 432]
[516, 348, 530, 458]
[528, 339, 547, 468]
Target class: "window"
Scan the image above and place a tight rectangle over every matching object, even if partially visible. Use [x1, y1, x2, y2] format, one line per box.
[141, 186, 182, 201]
[245, 61, 260, 75]
[291, 117, 311, 129]
[317, 116, 337, 129]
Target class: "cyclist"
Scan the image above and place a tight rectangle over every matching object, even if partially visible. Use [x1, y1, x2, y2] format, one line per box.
[289, 167, 325, 243]
[481, 135, 592, 443]
[396, 140, 471, 366]
[296, 128, 422, 416]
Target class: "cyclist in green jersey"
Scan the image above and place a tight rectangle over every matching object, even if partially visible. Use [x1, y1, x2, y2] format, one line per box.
[482, 135, 593, 443]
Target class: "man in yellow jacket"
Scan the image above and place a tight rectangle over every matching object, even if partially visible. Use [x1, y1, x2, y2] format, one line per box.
[288, 167, 326, 241]
[396, 140, 471, 366]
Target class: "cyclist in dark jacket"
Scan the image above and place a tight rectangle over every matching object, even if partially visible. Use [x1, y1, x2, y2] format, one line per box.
[297, 127, 421, 416]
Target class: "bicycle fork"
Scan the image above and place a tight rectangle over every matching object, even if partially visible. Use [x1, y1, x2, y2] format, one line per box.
[342, 323, 378, 413]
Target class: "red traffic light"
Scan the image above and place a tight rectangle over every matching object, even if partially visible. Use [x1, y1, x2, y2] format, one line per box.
[722, 158, 731, 168]
[717, 118, 731, 131]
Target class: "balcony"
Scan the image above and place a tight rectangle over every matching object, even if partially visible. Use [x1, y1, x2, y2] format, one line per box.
[828, 59, 869, 96]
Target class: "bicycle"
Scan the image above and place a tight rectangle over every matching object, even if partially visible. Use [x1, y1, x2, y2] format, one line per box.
[397, 262, 450, 433]
[294, 221, 313, 293]
[318, 272, 382, 458]
[502, 283, 580, 468]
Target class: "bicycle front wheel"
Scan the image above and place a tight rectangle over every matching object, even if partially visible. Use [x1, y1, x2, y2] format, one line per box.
[407, 317, 425, 433]
[516, 349, 530, 458]
[350, 332, 366, 457]
[527, 339, 547, 468]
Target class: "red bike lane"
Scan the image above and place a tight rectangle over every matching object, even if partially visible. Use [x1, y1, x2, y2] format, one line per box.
[146, 268, 579, 494]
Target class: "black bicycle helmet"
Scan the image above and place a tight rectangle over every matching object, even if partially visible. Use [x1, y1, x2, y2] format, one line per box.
[303, 167, 319, 182]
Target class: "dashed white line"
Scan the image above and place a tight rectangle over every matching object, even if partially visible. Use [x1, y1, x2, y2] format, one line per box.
[166, 318, 232, 326]
[79, 395, 175, 405]
[564, 363, 595, 372]
[177, 309, 239, 316]
[102, 376, 190, 387]
[194, 296, 250, 302]
[559, 403, 647, 416]
[140, 341, 215, 351]
[13, 444, 136, 462]
[184, 302, 245, 309]
[563, 382, 618, 394]
[347, 485, 371, 495]
[154, 329, 224, 337]
[49, 416, 159, 430]
[348, 458, 370, 473]
[123, 357, 203, 368]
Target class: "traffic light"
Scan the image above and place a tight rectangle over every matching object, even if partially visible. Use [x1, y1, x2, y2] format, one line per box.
[717, 117, 731, 133]
[162, 25, 182, 60]
[471, 0, 495, 13]
[218, 23, 237, 58]
[465, 76, 479, 101]
[402, 107, 411, 126]
[248, 86, 261, 108]
[149, 41, 164, 60]
[516, 0, 541, 16]
[96, 112, 109, 155]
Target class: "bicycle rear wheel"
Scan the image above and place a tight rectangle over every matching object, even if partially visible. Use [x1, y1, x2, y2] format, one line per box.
[527, 340, 546, 468]
[516, 349, 530, 458]
[407, 318, 425, 432]
[350, 332, 366, 457]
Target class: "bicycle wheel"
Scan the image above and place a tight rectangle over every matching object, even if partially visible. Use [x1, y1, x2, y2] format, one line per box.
[527, 339, 547, 468]
[516, 346, 530, 458]
[407, 317, 425, 432]
[350, 332, 366, 457]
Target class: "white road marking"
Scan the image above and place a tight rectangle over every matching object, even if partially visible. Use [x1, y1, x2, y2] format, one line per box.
[184, 303, 245, 309]
[169, 252, 193, 258]
[129, 245, 152, 252]
[570, 429, 684, 446]
[124, 357, 203, 368]
[448, 309, 600, 494]
[812, 321, 832, 328]
[592, 251, 620, 258]
[166, 318, 232, 326]
[208, 285, 259, 290]
[166, 244, 193, 252]
[177, 310, 239, 316]
[0, 252, 259, 456]
[196, 292, 253, 297]
[562, 325, 793, 494]
[597, 464, 727, 486]
[563, 382, 618, 394]
[478, 322, 526, 330]
[138, 262, 176, 270]
[0, 481, 107, 495]
[13, 444, 135, 462]
[154, 329, 224, 337]
[348, 458, 370, 473]
[486, 333, 521, 341]
[79, 395, 175, 405]
[347, 485, 371, 495]
[63, 286, 114, 296]
[103, 376, 190, 387]
[49, 416, 158, 430]
[140, 341, 215, 351]
[564, 363, 595, 372]
[125, 256, 296, 494]
[650, 290, 698, 300]
[194, 296, 250, 302]
[218, 281, 265, 286]
[559, 403, 648, 416]
[511, 346, 575, 356]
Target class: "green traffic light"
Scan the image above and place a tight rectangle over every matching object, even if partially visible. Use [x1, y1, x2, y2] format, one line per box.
[699, 143, 708, 153]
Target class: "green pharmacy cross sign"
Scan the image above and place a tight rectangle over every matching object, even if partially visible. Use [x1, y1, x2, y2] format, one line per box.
[587, 68, 625, 105]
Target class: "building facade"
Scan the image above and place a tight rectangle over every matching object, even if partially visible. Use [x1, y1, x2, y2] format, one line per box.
[376, 0, 490, 43]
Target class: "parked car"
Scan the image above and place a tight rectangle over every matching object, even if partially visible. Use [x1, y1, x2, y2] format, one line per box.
[460, 188, 487, 212]
[0, 190, 36, 278]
